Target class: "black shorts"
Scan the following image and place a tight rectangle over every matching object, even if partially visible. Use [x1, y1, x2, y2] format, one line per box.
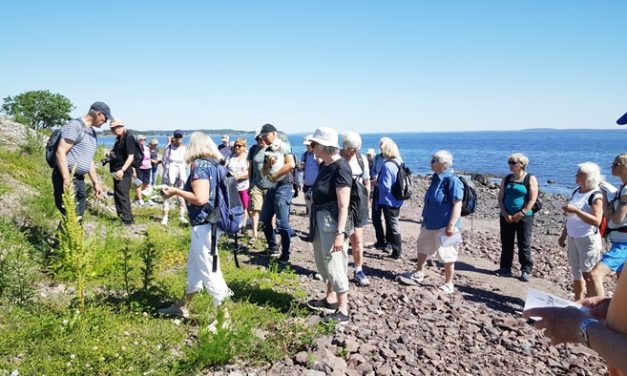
[137, 168, 151, 184]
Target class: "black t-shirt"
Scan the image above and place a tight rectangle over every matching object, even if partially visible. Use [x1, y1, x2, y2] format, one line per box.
[312, 158, 352, 205]
[110, 132, 137, 172]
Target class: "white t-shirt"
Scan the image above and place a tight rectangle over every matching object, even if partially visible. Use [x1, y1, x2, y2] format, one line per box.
[348, 154, 371, 183]
[227, 155, 250, 192]
[608, 184, 627, 243]
[168, 145, 187, 164]
[566, 189, 603, 238]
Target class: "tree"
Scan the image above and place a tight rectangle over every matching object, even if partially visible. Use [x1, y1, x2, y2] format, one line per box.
[1, 90, 74, 130]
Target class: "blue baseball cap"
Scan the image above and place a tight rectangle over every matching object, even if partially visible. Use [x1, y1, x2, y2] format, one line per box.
[617, 112, 627, 125]
[90, 101, 113, 121]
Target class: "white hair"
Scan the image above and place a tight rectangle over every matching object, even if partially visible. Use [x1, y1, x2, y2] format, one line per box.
[379, 137, 392, 147]
[342, 131, 362, 150]
[432, 150, 453, 168]
[577, 162, 602, 190]
[508, 153, 529, 169]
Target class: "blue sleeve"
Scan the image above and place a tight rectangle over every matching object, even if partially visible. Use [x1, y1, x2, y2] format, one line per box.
[191, 162, 211, 182]
[448, 176, 464, 201]
[379, 163, 394, 194]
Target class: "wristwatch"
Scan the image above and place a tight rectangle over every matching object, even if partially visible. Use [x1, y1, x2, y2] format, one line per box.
[578, 318, 600, 347]
[336, 231, 347, 238]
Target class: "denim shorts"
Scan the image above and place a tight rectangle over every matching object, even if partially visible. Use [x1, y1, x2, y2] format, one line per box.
[600, 242, 627, 272]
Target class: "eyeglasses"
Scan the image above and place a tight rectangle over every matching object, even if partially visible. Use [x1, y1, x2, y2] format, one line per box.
[508, 161, 518, 165]
[234, 144, 244, 148]
[612, 162, 625, 168]
[431, 159, 437, 164]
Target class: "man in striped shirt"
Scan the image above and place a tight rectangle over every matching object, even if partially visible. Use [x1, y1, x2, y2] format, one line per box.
[52, 101, 111, 219]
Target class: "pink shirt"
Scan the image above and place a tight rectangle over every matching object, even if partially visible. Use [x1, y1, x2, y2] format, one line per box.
[140, 145, 151, 169]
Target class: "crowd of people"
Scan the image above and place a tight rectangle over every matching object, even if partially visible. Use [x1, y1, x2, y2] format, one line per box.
[50, 101, 627, 373]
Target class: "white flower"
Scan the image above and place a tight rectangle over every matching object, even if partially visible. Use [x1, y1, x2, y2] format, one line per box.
[62, 319, 69, 326]
[173, 319, 181, 326]
[70, 354, 75, 359]
[142, 312, 148, 317]
[92, 346, 98, 351]
[124, 331, 130, 336]
[156, 344, 162, 350]
[121, 346, 127, 351]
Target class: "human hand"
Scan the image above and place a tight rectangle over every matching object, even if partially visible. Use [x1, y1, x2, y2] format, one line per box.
[578, 296, 611, 320]
[162, 186, 177, 199]
[63, 176, 72, 189]
[558, 235, 566, 248]
[512, 212, 524, 222]
[333, 234, 344, 252]
[562, 204, 577, 214]
[93, 183, 104, 198]
[115, 170, 124, 180]
[445, 224, 455, 236]
[523, 306, 589, 345]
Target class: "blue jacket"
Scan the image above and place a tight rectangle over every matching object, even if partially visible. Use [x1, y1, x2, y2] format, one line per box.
[377, 158, 404, 208]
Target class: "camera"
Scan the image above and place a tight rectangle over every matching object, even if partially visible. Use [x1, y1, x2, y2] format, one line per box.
[101, 152, 115, 166]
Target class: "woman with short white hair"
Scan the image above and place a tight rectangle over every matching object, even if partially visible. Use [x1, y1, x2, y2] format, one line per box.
[403, 150, 463, 294]
[497, 152, 538, 282]
[559, 162, 604, 300]
[307, 127, 353, 324]
[158, 132, 233, 321]
[341, 131, 371, 286]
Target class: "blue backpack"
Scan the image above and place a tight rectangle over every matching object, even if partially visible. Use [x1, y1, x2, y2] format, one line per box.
[206, 160, 244, 235]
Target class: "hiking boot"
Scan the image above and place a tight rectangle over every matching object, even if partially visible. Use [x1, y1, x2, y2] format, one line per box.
[157, 305, 189, 318]
[266, 246, 280, 257]
[278, 254, 290, 265]
[373, 242, 387, 250]
[495, 268, 513, 277]
[322, 310, 350, 325]
[401, 271, 425, 283]
[521, 271, 531, 282]
[354, 270, 370, 286]
[439, 283, 455, 294]
[307, 298, 338, 313]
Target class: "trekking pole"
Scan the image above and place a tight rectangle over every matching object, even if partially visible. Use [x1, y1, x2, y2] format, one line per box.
[233, 232, 240, 268]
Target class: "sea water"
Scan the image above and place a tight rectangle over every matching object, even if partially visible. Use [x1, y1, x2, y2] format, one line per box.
[98, 129, 626, 194]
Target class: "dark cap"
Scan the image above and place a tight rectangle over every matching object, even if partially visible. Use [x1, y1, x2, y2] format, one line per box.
[173, 130, 184, 138]
[90, 101, 113, 121]
[259, 123, 277, 135]
[617, 112, 627, 125]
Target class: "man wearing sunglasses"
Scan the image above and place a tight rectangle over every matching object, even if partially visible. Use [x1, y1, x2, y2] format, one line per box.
[52, 101, 111, 219]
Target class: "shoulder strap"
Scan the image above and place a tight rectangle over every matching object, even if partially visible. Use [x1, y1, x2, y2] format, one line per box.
[570, 187, 580, 200]
[588, 189, 602, 206]
[356, 151, 365, 178]
[523, 173, 531, 189]
[302, 151, 308, 164]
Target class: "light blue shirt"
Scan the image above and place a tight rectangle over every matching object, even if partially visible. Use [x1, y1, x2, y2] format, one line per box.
[422, 169, 464, 230]
[301, 151, 319, 186]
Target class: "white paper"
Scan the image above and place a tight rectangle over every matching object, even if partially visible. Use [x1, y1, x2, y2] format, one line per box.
[523, 288, 589, 320]
[440, 230, 463, 247]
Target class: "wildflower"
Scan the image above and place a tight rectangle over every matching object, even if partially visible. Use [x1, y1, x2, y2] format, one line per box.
[70, 354, 75, 359]
[156, 344, 162, 350]
[92, 346, 98, 351]
[173, 319, 181, 326]
[62, 319, 69, 326]
[124, 331, 130, 336]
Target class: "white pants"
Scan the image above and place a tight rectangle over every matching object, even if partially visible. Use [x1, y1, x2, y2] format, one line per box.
[164, 162, 187, 213]
[186, 224, 232, 305]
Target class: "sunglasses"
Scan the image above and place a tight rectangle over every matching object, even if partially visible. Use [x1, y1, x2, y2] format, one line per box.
[234, 144, 244, 148]
[508, 161, 518, 165]
[430, 159, 437, 164]
[612, 162, 625, 168]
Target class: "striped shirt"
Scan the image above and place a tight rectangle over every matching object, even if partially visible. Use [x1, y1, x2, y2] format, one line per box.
[61, 118, 97, 175]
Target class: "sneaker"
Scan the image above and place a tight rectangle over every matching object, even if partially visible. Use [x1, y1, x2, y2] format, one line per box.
[401, 271, 425, 283]
[495, 268, 513, 277]
[307, 298, 339, 313]
[373, 242, 387, 250]
[134, 200, 144, 207]
[321, 310, 350, 325]
[439, 283, 455, 294]
[266, 246, 280, 257]
[278, 254, 290, 265]
[161, 216, 168, 225]
[146, 199, 156, 206]
[157, 305, 189, 318]
[521, 272, 531, 282]
[354, 270, 370, 286]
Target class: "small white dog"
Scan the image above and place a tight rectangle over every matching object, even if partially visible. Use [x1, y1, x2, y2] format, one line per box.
[262, 141, 284, 188]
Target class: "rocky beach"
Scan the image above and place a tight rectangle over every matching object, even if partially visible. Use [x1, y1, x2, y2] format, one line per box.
[231, 174, 614, 375]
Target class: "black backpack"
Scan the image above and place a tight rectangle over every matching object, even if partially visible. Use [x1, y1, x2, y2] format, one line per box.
[505, 173, 543, 214]
[349, 152, 370, 224]
[386, 159, 412, 200]
[459, 176, 477, 216]
[126, 133, 144, 169]
[45, 126, 86, 168]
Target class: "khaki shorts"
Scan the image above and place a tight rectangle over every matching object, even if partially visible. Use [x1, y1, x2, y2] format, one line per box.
[249, 185, 267, 211]
[417, 228, 458, 263]
[567, 233, 602, 273]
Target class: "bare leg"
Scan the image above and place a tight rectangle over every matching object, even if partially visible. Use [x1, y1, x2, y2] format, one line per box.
[325, 282, 338, 304]
[590, 262, 612, 297]
[444, 262, 455, 285]
[416, 253, 429, 272]
[337, 291, 348, 315]
[250, 210, 260, 239]
[573, 279, 586, 301]
[350, 227, 364, 269]
[582, 271, 599, 298]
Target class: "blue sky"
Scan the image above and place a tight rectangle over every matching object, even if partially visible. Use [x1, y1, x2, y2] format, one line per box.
[1, 1, 626, 133]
